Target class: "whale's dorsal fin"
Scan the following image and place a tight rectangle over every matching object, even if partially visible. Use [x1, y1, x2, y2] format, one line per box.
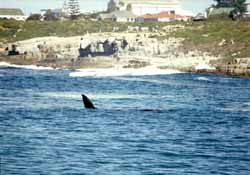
[82, 94, 96, 109]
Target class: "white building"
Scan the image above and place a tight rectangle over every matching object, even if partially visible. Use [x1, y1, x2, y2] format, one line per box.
[0, 8, 28, 21]
[97, 10, 136, 22]
[111, 10, 136, 22]
[243, 3, 250, 18]
[107, 0, 192, 16]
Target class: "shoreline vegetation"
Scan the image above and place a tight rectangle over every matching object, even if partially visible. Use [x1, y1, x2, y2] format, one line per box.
[0, 19, 250, 76]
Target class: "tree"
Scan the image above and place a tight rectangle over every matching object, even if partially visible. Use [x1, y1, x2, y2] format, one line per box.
[27, 14, 42, 21]
[44, 10, 57, 21]
[127, 4, 132, 11]
[107, 0, 117, 12]
[214, 0, 234, 7]
[68, 0, 80, 19]
[214, 0, 246, 19]
[233, 0, 246, 14]
[229, 0, 247, 19]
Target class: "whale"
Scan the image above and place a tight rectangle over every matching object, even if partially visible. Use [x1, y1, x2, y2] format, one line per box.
[82, 94, 96, 109]
[81, 94, 164, 112]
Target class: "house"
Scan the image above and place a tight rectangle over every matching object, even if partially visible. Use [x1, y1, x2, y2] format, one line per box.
[51, 9, 63, 18]
[175, 14, 190, 21]
[207, 7, 234, 17]
[136, 11, 190, 23]
[243, 3, 250, 17]
[107, 0, 181, 16]
[97, 10, 136, 22]
[111, 10, 136, 22]
[97, 13, 112, 21]
[136, 13, 158, 23]
[40, 9, 64, 20]
[156, 11, 189, 22]
[0, 8, 27, 21]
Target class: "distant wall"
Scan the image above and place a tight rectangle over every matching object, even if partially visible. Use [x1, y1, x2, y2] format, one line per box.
[0, 15, 28, 21]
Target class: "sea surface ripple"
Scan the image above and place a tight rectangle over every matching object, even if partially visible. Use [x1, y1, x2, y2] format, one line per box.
[0, 67, 250, 175]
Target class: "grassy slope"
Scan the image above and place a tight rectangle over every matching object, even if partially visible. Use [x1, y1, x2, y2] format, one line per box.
[174, 20, 250, 59]
[0, 19, 170, 43]
[0, 19, 126, 43]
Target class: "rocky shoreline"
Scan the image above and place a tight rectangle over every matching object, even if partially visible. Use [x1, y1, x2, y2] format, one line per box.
[1, 32, 250, 77]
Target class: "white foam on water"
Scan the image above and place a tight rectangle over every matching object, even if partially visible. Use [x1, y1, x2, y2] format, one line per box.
[222, 107, 250, 112]
[0, 62, 54, 70]
[196, 77, 210, 81]
[40, 92, 80, 99]
[69, 67, 182, 77]
[244, 102, 250, 106]
[220, 102, 250, 112]
[195, 63, 216, 70]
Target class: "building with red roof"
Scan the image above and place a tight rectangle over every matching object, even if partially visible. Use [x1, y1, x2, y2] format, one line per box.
[136, 11, 190, 23]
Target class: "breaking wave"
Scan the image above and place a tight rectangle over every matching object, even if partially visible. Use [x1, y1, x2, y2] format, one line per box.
[0, 62, 54, 70]
[195, 63, 215, 70]
[69, 67, 182, 77]
[196, 77, 210, 81]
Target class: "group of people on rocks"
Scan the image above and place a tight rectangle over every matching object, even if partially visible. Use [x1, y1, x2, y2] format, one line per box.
[79, 37, 129, 57]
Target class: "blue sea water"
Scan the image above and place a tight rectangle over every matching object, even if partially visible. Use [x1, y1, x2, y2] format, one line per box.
[0, 66, 250, 175]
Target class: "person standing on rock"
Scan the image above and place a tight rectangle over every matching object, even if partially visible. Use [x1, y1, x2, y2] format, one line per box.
[121, 37, 128, 50]
[80, 38, 84, 49]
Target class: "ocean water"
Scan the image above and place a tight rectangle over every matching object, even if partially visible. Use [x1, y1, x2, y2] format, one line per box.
[0, 65, 250, 175]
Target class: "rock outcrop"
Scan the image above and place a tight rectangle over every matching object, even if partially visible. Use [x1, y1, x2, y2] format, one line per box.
[0, 32, 219, 71]
[211, 58, 250, 76]
[1, 31, 249, 76]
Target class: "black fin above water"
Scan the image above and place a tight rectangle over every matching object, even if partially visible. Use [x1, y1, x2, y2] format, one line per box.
[82, 94, 96, 109]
